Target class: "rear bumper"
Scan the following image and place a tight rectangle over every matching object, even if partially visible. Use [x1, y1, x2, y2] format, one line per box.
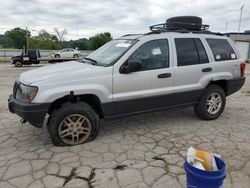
[8, 95, 50, 128]
[226, 77, 246, 96]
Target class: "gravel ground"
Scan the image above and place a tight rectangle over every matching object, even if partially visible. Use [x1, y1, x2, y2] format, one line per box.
[0, 63, 250, 188]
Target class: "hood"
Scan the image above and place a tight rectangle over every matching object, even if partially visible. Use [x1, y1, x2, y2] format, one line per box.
[19, 61, 106, 85]
[11, 55, 21, 59]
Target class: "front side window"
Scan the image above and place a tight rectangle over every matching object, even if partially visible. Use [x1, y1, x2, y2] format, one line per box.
[206, 39, 237, 61]
[175, 38, 208, 66]
[127, 39, 169, 71]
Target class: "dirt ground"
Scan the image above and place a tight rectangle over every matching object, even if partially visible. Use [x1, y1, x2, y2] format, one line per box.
[0, 63, 250, 188]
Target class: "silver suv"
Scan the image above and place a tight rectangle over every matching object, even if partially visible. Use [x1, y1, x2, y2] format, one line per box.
[8, 16, 246, 146]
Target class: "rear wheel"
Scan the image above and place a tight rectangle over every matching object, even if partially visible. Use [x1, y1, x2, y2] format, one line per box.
[73, 54, 79, 58]
[48, 102, 100, 146]
[14, 61, 23, 67]
[194, 85, 226, 120]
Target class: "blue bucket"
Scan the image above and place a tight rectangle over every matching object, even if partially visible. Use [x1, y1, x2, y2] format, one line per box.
[184, 156, 226, 188]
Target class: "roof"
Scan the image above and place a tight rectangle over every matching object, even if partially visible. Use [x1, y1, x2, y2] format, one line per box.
[118, 34, 144, 40]
[224, 32, 250, 36]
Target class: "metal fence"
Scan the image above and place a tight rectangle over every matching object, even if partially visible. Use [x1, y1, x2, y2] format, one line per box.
[0, 49, 92, 62]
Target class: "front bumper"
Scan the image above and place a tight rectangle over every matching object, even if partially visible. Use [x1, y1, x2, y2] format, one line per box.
[8, 95, 50, 128]
[226, 77, 246, 96]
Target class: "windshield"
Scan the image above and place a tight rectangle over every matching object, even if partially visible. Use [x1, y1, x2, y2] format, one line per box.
[86, 39, 137, 66]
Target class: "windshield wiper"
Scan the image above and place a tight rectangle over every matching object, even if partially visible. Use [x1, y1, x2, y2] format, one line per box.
[83, 57, 99, 65]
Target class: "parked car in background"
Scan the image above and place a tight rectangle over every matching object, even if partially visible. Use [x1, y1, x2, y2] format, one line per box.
[52, 48, 80, 58]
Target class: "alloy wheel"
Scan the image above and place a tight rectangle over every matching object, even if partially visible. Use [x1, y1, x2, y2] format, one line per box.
[58, 114, 91, 145]
[206, 92, 222, 115]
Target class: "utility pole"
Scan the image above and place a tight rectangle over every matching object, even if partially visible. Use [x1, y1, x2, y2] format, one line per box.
[76, 24, 79, 39]
[238, 4, 244, 36]
[26, 27, 29, 49]
[225, 22, 228, 33]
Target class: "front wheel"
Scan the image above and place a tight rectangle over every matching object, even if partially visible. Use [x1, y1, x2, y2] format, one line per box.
[14, 61, 23, 67]
[48, 102, 100, 146]
[194, 85, 226, 120]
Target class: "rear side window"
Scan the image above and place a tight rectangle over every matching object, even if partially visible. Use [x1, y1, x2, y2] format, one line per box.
[206, 39, 237, 61]
[175, 38, 208, 66]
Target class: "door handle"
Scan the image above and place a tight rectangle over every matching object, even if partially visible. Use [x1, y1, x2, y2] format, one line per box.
[157, 73, 172, 78]
[202, 67, 212, 72]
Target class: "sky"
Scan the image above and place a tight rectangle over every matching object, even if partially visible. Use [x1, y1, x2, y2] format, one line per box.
[0, 0, 249, 40]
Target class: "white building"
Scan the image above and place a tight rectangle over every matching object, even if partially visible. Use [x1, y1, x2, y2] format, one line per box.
[225, 31, 250, 61]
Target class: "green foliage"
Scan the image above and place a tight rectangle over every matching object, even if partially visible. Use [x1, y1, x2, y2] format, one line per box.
[29, 30, 60, 50]
[0, 34, 12, 48]
[2, 27, 112, 50]
[89, 32, 112, 50]
[60, 38, 91, 50]
[5, 27, 31, 49]
[59, 32, 112, 50]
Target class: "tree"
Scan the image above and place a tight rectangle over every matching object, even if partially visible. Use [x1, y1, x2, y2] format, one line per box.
[29, 30, 60, 50]
[54, 28, 68, 42]
[5, 27, 31, 49]
[61, 38, 91, 50]
[0, 34, 12, 48]
[89, 32, 112, 50]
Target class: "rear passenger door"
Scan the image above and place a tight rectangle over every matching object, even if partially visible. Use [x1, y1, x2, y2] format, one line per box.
[173, 37, 211, 105]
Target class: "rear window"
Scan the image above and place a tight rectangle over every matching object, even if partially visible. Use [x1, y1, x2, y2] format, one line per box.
[206, 39, 237, 61]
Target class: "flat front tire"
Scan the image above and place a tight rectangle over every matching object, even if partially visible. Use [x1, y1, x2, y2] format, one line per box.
[194, 85, 226, 120]
[48, 102, 100, 146]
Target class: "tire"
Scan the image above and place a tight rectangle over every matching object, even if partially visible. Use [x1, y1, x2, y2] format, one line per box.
[194, 85, 226, 120]
[14, 61, 23, 67]
[73, 54, 79, 58]
[55, 54, 60, 58]
[48, 102, 100, 146]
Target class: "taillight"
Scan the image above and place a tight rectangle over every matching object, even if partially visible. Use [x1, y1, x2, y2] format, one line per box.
[240, 62, 246, 77]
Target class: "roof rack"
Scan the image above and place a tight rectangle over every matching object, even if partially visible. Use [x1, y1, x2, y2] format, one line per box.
[122, 34, 143, 37]
[146, 22, 222, 36]
[149, 22, 209, 32]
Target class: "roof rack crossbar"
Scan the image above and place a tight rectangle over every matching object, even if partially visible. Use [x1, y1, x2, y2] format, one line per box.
[144, 29, 223, 36]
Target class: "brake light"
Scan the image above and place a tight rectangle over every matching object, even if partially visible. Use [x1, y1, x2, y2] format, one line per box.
[240, 62, 246, 78]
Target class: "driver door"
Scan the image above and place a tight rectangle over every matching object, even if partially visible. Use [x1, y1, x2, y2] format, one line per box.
[112, 39, 174, 115]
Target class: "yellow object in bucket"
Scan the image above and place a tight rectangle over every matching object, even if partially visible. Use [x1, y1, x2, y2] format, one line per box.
[186, 147, 219, 171]
[195, 149, 213, 171]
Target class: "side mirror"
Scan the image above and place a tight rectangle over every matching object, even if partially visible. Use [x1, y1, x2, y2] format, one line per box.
[121, 60, 142, 73]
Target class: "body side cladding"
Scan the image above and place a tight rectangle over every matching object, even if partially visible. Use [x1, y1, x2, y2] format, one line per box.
[226, 77, 245, 96]
[102, 89, 204, 118]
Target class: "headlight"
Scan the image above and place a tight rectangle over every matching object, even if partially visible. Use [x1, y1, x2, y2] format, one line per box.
[15, 83, 38, 102]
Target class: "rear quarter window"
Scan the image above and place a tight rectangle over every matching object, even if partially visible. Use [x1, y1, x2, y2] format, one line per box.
[206, 39, 237, 61]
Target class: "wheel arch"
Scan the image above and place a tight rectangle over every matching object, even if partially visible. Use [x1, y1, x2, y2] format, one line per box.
[207, 80, 228, 96]
[47, 93, 104, 118]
